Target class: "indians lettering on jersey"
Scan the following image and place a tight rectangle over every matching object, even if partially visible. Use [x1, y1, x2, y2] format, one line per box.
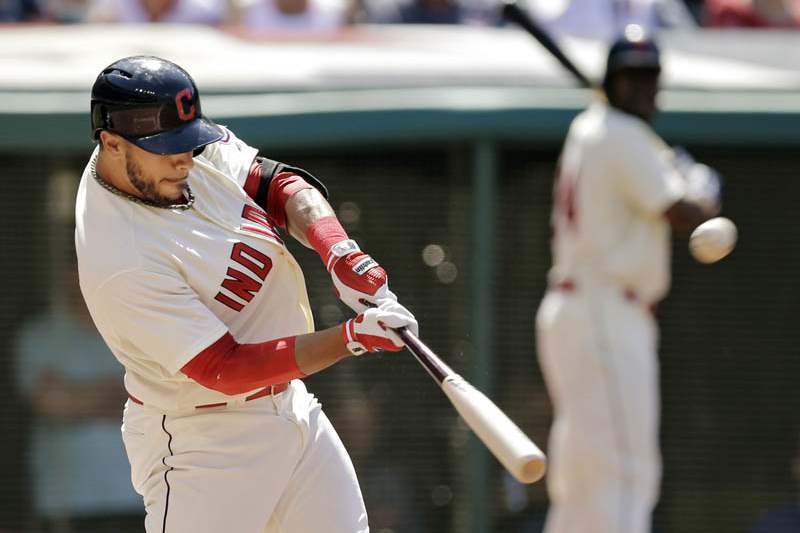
[214, 205, 282, 312]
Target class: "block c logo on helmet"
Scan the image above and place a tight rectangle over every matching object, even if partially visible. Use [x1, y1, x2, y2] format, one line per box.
[175, 88, 197, 122]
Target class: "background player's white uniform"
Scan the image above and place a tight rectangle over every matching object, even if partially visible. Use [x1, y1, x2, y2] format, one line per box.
[75, 128, 368, 532]
[536, 102, 686, 533]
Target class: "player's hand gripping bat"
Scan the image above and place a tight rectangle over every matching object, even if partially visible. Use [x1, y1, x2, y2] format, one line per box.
[501, 0, 594, 90]
[394, 327, 546, 484]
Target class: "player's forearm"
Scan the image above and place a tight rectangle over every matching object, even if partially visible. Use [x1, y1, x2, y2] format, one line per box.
[284, 188, 336, 247]
[294, 326, 353, 375]
[181, 327, 352, 396]
[664, 199, 715, 231]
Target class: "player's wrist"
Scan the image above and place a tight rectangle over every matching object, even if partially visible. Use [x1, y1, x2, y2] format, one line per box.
[306, 216, 353, 269]
[341, 319, 367, 356]
[326, 239, 361, 271]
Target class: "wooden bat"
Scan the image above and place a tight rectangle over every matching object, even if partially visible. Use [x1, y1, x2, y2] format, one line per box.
[395, 327, 546, 484]
[501, 0, 595, 89]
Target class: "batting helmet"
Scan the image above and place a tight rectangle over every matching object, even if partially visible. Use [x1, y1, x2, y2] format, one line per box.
[91, 56, 224, 155]
[602, 24, 661, 93]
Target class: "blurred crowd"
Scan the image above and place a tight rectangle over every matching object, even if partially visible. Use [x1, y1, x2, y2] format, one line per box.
[2, 0, 800, 33]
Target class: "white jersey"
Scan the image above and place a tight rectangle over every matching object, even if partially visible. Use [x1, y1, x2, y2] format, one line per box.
[549, 103, 685, 303]
[75, 128, 314, 411]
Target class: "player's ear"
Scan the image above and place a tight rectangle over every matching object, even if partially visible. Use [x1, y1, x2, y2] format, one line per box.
[99, 131, 125, 158]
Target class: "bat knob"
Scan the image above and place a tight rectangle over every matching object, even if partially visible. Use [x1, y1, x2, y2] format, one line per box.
[501, 0, 524, 23]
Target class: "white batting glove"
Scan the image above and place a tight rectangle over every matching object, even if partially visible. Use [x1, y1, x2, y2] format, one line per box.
[341, 301, 419, 356]
[684, 163, 722, 215]
[327, 239, 398, 314]
[671, 146, 722, 215]
[670, 145, 696, 176]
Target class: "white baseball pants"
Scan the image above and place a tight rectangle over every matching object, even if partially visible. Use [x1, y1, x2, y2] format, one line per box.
[536, 285, 662, 533]
[121, 380, 369, 533]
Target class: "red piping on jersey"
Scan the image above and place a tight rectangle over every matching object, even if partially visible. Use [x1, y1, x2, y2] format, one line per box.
[181, 332, 305, 396]
[306, 216, 349, 265]
[266, 172, 314, 230]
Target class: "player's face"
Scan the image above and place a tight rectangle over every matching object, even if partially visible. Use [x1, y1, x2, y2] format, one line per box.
[124, 143, 195, 206]
[610, 69, 660, 124]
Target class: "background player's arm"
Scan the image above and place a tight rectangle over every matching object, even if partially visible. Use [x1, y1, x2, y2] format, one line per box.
[614, 130, 720, 232]
[664, 199, 715, 231]
[664, 148, 722, 231]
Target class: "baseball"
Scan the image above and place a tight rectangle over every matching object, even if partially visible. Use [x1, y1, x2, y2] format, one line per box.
[689, 217, 737, 264]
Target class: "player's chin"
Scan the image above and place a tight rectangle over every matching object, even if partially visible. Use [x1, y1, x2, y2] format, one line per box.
[160, 178, 188, 197]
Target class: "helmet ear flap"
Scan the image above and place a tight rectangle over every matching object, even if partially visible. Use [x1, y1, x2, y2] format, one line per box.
[91, 103, 107, 139]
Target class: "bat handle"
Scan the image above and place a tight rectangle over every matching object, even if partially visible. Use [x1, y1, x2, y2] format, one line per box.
[395, 326, 419, 349]
[393, 327, 454, 384]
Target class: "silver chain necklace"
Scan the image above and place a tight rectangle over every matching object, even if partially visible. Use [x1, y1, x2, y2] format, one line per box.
[90, 154, 195, 211]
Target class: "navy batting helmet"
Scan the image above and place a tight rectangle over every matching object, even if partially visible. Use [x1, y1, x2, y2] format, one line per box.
[603, 25, 661, 92]
[91, 56, 224, 155]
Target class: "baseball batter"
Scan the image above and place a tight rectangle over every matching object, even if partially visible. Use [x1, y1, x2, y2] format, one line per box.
[535, 27, 722, 533]
[75, 56, 418, 532]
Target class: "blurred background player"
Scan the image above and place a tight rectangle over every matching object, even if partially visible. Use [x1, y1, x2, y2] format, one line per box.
[535, 25, 723, 533]
[14, 245, 142, 533]
[76, 55, 418, 532]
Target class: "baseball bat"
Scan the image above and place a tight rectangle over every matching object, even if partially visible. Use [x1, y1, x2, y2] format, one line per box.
[501, 0, 594, 89]
[395, 327, 547, 484]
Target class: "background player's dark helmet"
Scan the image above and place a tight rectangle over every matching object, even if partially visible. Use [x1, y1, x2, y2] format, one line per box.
[91, 56, 224, 155]
[602, 25, 661, 95]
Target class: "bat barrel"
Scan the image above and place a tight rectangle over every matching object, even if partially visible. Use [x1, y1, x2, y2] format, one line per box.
[441, 374, 546, 483]
[397, 328, 547, 484]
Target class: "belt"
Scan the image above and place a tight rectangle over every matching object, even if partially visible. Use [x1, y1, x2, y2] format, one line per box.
[553, 279, 656, 314]
[128, 383, 289, 410]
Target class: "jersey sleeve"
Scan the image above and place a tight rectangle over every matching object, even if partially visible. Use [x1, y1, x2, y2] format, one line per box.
[611, 124, 686, 216]
[94, 268, 229, 375]
[197, 125, 259, 188]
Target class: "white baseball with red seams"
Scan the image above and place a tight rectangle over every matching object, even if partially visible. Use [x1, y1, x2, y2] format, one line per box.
[536, 103, 686, 533]
[75, 127, 368, 533]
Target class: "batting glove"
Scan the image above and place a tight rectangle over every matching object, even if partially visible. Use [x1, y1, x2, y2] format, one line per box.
[671, 146, 722, 215]
[684, 163, 722, 216]
[341, 301, 418, 356]
[327, 239, 397, 314]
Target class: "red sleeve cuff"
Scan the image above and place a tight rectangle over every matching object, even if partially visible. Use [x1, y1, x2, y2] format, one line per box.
[181, 332, 305, 396]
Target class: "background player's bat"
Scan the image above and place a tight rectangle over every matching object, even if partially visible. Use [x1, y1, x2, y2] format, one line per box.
[395, 327, 546, 484]
[501, 0, 594, 89]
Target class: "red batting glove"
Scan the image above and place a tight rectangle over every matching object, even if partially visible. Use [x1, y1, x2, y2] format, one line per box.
[327, 239, 397, 313]
[306, 216, 397, 313]
[341, 302, 419, 356]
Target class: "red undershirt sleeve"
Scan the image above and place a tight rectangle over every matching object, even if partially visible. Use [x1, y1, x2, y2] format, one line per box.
[181, 332, 306, 396]
[242, 159, 314, 231]
[265, 171, 314, 230]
